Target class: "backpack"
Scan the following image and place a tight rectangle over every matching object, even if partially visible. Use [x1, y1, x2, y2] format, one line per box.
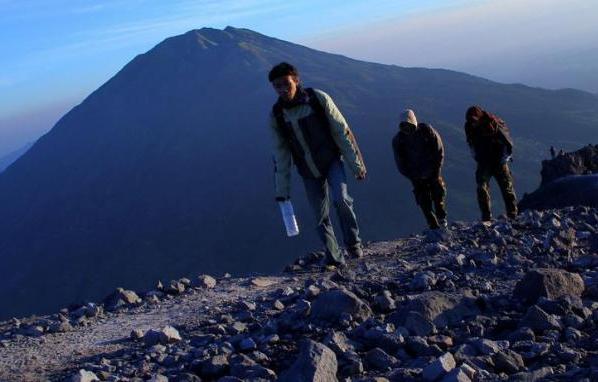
[272, 88, 328, 134]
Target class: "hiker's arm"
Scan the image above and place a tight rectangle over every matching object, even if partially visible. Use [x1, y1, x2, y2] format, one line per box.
[392, 138, 411, 178]
[315, 90, 366, 177]
[432, 127, 444, 169]
[270, 115, 292, 199]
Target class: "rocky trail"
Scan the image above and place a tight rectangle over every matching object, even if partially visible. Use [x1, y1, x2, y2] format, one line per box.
[1, 207, 597, 382]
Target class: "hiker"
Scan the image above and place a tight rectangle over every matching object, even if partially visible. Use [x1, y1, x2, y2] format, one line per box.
[464, 106, 518, 221]
[268, 62, 367, 267]
[392, 109, 447, 229]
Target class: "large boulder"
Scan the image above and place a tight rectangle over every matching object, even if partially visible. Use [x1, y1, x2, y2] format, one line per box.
[103, 288, 142, 311]
[389, 292, 479, 328]
[540, 144, 598, 186]
[143, 325, 182, 346]
[279, 340, 338, 382]
[513, 269, 585, 305]
[310, 288, 372, 323]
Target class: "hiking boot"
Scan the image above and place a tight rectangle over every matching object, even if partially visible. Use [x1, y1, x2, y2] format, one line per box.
[319, 255, 347, 269]
[347, 244, 364, 259]
[438, 218, 448, 228]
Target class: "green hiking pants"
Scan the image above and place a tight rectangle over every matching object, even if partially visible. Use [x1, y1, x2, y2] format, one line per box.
[412, 176, 447, 229]
[475, 163, 518, 221]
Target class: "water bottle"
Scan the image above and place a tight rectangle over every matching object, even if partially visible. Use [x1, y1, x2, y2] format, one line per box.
[278, 200, 300, 237]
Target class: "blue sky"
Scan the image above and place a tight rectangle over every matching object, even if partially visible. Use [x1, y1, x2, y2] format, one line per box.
[1, 0, 597, 156]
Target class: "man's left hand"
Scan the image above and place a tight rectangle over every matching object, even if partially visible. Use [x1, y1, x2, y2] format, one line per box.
[356, 171, 367, 181]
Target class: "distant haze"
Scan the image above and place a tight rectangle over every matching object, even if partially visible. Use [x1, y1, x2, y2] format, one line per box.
[305, 0, 598, 93]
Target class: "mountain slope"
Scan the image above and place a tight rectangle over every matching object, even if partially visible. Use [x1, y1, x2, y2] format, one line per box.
[0, 142, 33, 173]
[0, 27, 597, 319]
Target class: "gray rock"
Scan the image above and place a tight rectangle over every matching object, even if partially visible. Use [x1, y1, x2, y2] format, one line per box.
[199, 355, 229, 379]
[166, 280, 186, 295]
[390, 292, 479, 328]
[323, 330, 356, 355]
[422, 352, 456, 381]
[279, 340, 338, 382]
[440, 368, 472, 382]
[310, 288, 372, 323]
[71, 369, 100, 382]
[365, 347, 398, 370]
[453, 344, 478, 364]
[375, 290, 396, 312]
[509, 366, 553, 381]
[198, 274, 217, 289]
[519, 305, 562, 332]
[130, 328, 145, 341]
[273, 299, 285, 310]
[404, 311, 436, 336]
[405, 336, 431, 356]
[103, 288, 142, 310]
[305, 285, 321, 299]
[340, 350, 364, 376]
[410, 271, 437, 291]
[514, 268, 585, 305]
[143, 326, 182, 346]
[493, 349, 524, 374]
[470, 338, 509, 355]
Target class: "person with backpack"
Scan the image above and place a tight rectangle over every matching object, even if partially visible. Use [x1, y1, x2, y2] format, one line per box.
[392, 109, 447, 229]
[268, 62, 367, 267]
[464, 106, 518, 221]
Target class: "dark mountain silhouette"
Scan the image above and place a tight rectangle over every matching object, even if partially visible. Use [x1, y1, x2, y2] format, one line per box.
[0, 142, 34, 173]
[1, 27, 598, 319]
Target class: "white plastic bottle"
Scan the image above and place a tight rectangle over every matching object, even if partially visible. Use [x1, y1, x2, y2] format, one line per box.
[278, 200, 300, 237]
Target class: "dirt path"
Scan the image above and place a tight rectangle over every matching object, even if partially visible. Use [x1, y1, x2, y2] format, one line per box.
[0, 274, 300, 382]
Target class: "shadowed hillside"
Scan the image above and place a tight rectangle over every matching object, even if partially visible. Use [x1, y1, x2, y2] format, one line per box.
[1, 27, 597, 319]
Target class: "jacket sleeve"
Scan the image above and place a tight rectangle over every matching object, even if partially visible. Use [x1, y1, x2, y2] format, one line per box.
[270, 114, 292, 199]
[464, 123, 474, 148]
[430, 126, 444, 170]
[392, 136, 411, 178]
[314, 90, 366, 176]
[497, 124, 514, 156]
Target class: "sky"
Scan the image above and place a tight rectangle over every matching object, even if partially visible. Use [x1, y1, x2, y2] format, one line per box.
[1, 0, 597, 157]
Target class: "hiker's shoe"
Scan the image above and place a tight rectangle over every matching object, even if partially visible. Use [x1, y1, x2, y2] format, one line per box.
[347, 245, 364, 259]
[319, 256, 347, 270]
[438, 219, 448, 228]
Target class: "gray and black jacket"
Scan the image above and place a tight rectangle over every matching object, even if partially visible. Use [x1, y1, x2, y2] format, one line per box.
[270, 88, 366, 199]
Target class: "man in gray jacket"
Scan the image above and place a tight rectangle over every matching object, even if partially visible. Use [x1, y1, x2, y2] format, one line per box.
[392, 109, 447, 229]
[269, 62, 366, 267]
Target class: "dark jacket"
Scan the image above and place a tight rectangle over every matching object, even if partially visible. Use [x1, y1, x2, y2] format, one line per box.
[392, 123, 444, 180]
[465, 115, 513, 165]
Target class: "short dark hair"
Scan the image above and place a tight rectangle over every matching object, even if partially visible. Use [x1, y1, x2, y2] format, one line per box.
[268, 62, 299, 82]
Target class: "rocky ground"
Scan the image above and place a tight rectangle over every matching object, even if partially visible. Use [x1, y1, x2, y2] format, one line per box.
[1, 206, 597, 382]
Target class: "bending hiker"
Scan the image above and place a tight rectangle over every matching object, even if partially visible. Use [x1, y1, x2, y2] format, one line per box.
[392, 109, 447, 229]
[465, 106, 518, 221]
[268, 62, 367, 267]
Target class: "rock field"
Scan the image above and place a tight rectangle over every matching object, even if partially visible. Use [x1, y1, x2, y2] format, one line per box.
[1, 206, 597, 382]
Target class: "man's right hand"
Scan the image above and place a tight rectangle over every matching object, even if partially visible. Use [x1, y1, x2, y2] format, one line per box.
[356, 170, 367, 181]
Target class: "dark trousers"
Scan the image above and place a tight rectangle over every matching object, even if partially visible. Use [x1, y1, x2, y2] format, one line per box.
[303, 159, 361, 263]
[412, 176, 447, 229]
[475, 163, 518, 221]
